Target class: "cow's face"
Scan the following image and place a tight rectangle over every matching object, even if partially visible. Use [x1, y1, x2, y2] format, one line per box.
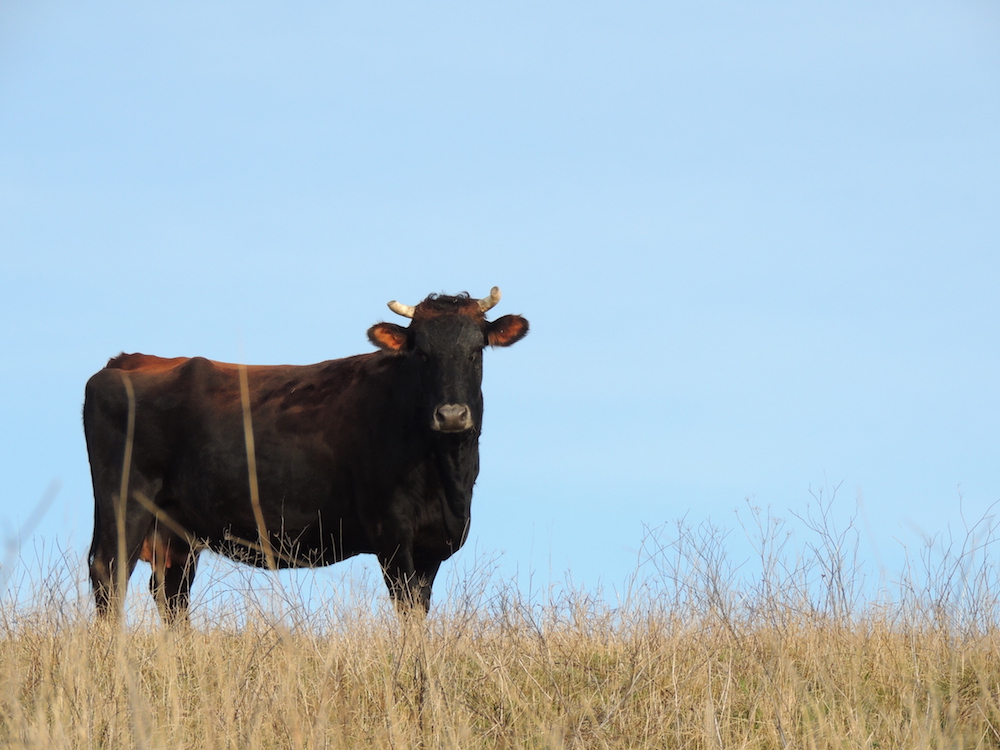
[367, 294, 528, 434]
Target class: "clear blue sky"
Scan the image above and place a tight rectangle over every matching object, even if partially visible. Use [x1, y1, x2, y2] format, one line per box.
[2, 1, 999, 610]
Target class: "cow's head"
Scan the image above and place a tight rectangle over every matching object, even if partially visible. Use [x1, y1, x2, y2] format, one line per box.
[367, 287, 529, 434]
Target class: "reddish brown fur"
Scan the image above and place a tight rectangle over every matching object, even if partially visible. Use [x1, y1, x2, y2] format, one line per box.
[106, 353, 273, 374]
[368, 326, 408, 351]
[410, 294, 486, 322]
[106, 353, 191, 372]
[487, 316, 529, 347]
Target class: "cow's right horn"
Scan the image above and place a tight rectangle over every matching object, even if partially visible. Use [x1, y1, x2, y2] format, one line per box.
[387, 300, 415, 318]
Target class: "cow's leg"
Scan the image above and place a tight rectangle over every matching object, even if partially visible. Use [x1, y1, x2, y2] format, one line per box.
[90, 533, 135, 621]
[149, 538, 198, 627]
[378, 549, 441, 614]
[85, 376, 163, 623]
[378, 547, 418, 613]
[411, 558, 441, 613]
[88, 482, 158, 623]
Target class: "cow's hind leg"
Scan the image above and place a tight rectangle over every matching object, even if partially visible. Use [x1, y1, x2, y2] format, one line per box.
[88, 484, 159, 623]
[90, 535, 133, 621]
[147, 530, 198, 627]
[85, 373, 163, 623]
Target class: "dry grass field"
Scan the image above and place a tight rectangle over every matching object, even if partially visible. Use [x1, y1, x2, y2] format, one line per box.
[2, 501, 1000, 749]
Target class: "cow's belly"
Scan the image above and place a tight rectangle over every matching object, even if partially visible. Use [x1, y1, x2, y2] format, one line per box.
[191, 512, 374, 570]
[164, 450, 373, 568]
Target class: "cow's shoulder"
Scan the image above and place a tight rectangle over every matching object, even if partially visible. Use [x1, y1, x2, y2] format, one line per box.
[105, 352, 193, 372]
[89, 354, 229, 409]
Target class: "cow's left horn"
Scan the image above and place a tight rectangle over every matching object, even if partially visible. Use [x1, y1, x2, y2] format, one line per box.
[387, 300, 415, 318]
[477, 286, 501, 313]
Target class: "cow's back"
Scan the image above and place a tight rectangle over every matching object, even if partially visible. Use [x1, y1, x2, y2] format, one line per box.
[83, 351, 397, 550]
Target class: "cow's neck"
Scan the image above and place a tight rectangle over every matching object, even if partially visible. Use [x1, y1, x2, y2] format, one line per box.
[431, 434, 480, 547]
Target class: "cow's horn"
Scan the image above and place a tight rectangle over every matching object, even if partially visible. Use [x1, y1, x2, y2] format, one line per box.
[477, 286, 501, 313]
[387, 300, 415, 318]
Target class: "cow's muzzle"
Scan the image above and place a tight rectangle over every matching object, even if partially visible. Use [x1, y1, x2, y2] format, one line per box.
[432, 403, 474, 433]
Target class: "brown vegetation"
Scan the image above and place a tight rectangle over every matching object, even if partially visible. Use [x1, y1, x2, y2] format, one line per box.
[2, 499, 999, 748]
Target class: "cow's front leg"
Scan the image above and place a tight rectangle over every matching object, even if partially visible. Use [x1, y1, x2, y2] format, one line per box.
[378, 549, 440, 614]
[411, 558, 441, 612]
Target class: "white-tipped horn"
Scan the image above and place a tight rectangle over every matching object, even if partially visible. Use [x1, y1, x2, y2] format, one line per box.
[387, 300, 415, 318]
[477, 286, 501, 313]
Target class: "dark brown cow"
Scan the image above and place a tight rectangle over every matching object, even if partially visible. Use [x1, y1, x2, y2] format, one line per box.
[84, 288, 528, 624]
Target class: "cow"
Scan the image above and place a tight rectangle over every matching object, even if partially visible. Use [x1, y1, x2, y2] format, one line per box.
[83, 288, 529, 624]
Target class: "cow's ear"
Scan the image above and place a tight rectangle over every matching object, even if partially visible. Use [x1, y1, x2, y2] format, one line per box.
[486, 315, 529, 347]
[368, 323, 409, 353]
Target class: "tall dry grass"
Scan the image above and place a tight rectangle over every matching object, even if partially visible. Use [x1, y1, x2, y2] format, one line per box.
[2, 496, 1000, 749]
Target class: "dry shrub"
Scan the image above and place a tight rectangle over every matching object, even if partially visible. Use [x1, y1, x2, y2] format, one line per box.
[2, 494, 1000, 749]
